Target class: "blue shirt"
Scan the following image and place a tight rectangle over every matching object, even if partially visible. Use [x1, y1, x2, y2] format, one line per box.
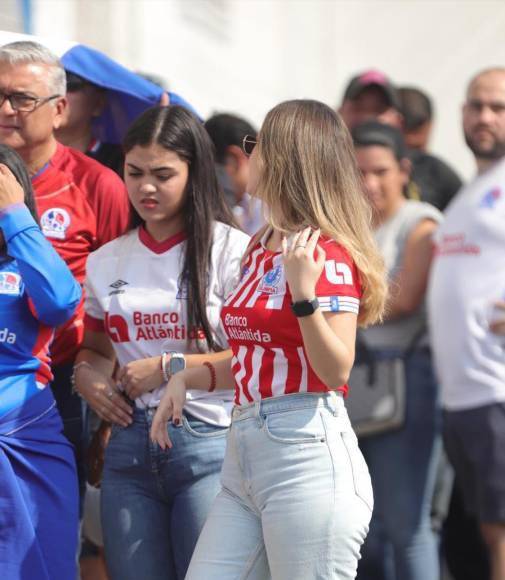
[0, 204, 81, 417]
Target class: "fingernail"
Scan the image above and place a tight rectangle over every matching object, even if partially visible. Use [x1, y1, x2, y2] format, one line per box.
[173, 418, 180, 426]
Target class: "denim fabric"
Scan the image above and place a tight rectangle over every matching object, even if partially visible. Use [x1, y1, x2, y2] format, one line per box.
[357, 348, 442, 580]
[186, 392, 373, 580]
[101, 409, 227, 580]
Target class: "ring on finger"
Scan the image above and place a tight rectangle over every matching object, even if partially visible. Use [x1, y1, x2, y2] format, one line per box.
[295, 244, 306, 249]
[107, 389, 114, 399]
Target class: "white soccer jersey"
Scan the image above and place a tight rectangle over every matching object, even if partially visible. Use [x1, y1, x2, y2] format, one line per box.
[84, 222, 250, 425]
[428, 158, 505, 411]
[220, 229, 362, 405]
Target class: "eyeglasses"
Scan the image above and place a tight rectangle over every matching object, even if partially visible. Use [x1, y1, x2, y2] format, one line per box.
[0, 91, 61, 112]
[242, 135, 257, 156]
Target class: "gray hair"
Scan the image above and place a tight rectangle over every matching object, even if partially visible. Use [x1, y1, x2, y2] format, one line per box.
[0, 41, 66, 96]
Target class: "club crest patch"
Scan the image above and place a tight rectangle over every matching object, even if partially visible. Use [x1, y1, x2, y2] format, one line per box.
[0, 271, 22, 295]
[40, 207, 71, 240]
[258, 265, 283, 294]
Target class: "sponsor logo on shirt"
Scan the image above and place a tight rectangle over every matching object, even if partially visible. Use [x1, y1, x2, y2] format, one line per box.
[105, 313, 131, 343]
[434, 233, 481, 256]
[0, 327, 16, 344]
[108, 279, 129, 296]
[223, 313, 272, 343]
[0, 272, 22, 295]
[132, 311, 205, 341]
[479, 187, 502, 209]
[258, 265, 283, 294]
[324, 261, 353, 285]
[40, 207, 71, 240]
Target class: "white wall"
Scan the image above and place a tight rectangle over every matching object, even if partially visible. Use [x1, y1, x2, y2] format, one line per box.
[30, 0, 505, 180]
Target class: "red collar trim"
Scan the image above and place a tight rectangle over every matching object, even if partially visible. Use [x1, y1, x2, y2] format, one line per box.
[138, 225, 187, 254]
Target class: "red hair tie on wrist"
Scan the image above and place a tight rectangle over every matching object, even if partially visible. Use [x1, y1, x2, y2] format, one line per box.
[203, 361, 216, 392]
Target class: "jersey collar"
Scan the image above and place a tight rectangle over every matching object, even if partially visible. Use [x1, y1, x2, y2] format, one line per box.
[138, 225, 187, 254]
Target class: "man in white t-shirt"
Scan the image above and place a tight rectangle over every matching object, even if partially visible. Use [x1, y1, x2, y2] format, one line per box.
[428, 67, 505, 579]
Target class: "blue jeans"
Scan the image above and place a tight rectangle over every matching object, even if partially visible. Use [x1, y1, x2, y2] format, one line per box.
[101, 409, 227, 580]
[357, 348, 442, 580]
[186, 392, 373, 580]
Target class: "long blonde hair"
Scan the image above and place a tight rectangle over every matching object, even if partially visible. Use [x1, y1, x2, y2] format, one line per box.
[254, 99, 387, 326]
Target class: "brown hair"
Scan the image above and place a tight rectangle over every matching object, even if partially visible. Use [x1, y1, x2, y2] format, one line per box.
[254, 99, 387, 326]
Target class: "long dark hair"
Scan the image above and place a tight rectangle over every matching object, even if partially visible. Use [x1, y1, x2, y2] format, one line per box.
[0, 144, 38, 222]
[123, 105, 235, 351]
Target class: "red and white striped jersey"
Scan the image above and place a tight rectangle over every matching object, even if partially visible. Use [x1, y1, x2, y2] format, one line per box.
[221, 230, 362, 404]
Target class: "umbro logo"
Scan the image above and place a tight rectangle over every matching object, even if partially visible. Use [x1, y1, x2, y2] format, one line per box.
[109, 279, 128, 289]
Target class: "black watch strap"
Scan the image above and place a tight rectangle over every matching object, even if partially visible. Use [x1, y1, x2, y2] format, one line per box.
[290, 298, 319, 317]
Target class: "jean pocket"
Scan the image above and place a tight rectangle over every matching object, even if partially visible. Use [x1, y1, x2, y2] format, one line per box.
[181, 416, 229, 439]
[108, 423, 125, 442]
[263, 407, 327, 445]
[340, 430, 374, 512]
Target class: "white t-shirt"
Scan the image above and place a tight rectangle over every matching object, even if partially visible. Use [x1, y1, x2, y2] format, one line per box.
[428, 158, 505, 411]
[84, 222, 250, 426]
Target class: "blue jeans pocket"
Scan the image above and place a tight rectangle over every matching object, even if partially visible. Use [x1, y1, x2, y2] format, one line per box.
[181, 416, 229, 439]
[341, 430, 374, 512]
[263, 407, 327, 445]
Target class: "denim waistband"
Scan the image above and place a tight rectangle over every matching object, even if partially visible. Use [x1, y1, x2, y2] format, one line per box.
[231, 391, 344, 422]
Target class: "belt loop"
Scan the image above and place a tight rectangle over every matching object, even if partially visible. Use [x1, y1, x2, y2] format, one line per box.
[328, 390, 339, 415]
[254, 401, 263, 426]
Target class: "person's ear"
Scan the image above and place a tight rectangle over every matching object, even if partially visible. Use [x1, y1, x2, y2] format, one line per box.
[52, 96, 68, 130]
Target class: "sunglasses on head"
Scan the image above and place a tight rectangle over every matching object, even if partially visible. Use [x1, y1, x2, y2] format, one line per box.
[242, 135, 257, 156]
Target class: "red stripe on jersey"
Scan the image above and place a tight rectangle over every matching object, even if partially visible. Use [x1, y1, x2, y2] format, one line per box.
[232, 253, 275, 308]
[84, 313, 105, 332]
[258, 347, 275, 398]
[283, 347, 303, 395]
[239, 347, 255, 403]
[32, 324, 54, 385]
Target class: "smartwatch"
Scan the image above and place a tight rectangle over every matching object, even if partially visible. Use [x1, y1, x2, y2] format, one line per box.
[162, 352, 186, 379]
[290, 298, 319, 317]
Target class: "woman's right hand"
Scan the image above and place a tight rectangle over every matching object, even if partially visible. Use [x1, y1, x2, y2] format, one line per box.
[150, 373, 188, 449]
[75, 365, 133, 427]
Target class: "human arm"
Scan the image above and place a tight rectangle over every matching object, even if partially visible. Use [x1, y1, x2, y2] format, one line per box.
[385, 218, 438, 320]
[150, 355, 235, 449]
[118, 349, 233, 399]
[74, 329, 133, 427]
[283, 227, 357, 388]
[0, 165, 81, 326]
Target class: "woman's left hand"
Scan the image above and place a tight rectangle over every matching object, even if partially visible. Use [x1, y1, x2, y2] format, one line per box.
[282, 227, 326, 301]
[0, 164, 24, 211]
[118, 356, 164, 399]
[150, 373, 188, 449]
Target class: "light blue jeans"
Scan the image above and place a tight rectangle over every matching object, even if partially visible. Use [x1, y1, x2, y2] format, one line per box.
[186, 392, 373, 580]
[101, 409, 228, 580]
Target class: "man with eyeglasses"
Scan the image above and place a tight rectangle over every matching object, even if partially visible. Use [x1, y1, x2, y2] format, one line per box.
[0, 40, 129, 514]
[428, 67, 505, 580]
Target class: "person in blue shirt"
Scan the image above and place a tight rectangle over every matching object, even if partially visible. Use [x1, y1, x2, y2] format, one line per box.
[0, 144, 82, 580]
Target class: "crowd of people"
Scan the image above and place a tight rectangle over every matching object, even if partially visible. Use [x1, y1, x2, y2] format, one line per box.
[0, 36, 504, 580]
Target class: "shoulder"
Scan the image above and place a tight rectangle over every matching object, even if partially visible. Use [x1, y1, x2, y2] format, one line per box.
[319, 235, 356, 263]
[212, 222, 251, 252]
[401, 200, 443, 224]
[56, 144, 125, 190]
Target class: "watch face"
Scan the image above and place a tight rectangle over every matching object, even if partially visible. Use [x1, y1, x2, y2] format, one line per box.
[169, 355, 186, 375]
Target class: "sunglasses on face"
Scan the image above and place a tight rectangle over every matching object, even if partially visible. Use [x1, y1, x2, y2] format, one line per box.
[242, 135, 257, 156]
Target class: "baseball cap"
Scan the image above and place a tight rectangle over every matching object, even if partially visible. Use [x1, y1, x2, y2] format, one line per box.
[351, 120, 407, 160]
[342, 70, 400, 109]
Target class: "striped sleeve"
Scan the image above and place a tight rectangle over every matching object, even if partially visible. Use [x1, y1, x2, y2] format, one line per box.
[315, 240, 361, 315]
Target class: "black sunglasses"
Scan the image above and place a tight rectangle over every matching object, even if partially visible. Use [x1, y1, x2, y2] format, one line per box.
[242, 135, 257, 156]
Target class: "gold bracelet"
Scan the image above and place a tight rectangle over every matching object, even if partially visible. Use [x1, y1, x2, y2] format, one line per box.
[71, 361, 93, 395]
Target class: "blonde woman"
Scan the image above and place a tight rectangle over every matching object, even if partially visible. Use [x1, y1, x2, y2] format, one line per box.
[151, 100, 387, 580]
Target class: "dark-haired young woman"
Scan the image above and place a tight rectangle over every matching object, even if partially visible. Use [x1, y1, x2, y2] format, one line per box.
[0, 144, 81, 579]
[74, 105, 250, 580]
